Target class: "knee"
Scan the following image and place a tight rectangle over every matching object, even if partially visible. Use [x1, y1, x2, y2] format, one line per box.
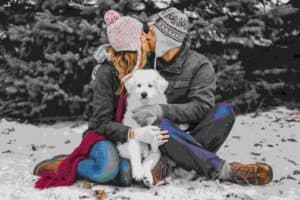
[90, 140, 118, 158]
[158, 118, 178, 131]
[214, 103, 235, 121]
[93, 140, 120, 176]
[77, 140, 120, 183]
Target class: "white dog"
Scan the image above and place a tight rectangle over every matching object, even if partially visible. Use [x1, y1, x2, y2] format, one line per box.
[117, 69, 169, 187]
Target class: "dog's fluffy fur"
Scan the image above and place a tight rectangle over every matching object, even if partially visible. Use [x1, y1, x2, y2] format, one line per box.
[117, 69, 169, 187]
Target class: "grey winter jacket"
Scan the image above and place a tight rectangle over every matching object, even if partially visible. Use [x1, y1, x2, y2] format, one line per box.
[88, 44, 216, 143]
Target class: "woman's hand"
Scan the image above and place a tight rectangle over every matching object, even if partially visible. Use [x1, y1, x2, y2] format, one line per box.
[130, 126, 169, 147]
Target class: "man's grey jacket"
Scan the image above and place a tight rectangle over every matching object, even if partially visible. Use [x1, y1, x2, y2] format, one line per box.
[88, 45, 217, 143]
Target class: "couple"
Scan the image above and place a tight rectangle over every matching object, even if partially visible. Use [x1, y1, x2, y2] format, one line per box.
[34, 8, 273, 188]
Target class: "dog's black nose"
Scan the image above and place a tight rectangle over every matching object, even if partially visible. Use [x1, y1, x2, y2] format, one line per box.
[141, 92, 148, 99]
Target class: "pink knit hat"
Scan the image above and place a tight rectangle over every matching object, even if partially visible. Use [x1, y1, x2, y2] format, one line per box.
[104, 10, 143, 71]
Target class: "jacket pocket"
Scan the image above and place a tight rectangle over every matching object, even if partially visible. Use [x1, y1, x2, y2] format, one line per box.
[166, 80, 190, 102]
[170, 80, 190, 88]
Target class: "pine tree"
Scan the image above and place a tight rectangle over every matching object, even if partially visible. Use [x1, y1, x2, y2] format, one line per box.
[0, 0, 299, 122]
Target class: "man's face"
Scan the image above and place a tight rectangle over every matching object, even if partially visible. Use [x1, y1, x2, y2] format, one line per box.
[146, 25, 181, 61]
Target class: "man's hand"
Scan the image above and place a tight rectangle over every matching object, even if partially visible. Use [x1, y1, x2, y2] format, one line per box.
[132, 105, 163, 126]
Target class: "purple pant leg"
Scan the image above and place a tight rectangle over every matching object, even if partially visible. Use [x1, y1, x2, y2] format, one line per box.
[159, 119, 225, 179]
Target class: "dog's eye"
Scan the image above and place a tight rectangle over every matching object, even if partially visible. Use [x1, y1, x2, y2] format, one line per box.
[148, 84, 152, 88]
[137, 84, 141, 88]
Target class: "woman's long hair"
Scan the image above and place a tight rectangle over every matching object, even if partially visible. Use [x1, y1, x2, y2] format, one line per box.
[107, 45, 148, 94]
[107, 23, 151, 94]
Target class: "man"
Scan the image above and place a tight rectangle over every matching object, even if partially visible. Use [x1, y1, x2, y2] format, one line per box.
[132, 7, 273, 185]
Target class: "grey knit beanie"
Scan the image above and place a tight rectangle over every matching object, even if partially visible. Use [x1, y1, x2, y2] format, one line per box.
[152, 7, 189, 42]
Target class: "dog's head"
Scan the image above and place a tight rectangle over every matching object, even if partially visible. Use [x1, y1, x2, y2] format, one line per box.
[124, 69, 169, 101]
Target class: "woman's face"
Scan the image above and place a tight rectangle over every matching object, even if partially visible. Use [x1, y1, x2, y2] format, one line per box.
[141, 25, 156, 53]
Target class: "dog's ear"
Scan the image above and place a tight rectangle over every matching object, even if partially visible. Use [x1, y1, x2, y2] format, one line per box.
[154, 72, 169, 93]
[124, 75, 135, 94]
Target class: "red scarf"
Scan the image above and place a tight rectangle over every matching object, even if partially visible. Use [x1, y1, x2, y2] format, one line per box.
[35, 92, 126, 189]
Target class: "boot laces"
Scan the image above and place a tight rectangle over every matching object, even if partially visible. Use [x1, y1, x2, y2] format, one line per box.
[231, 166, 258, 185]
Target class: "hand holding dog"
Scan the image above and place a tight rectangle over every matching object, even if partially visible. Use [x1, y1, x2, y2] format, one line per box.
[132, 105, 163, 126]
[133, 126, 169, 148]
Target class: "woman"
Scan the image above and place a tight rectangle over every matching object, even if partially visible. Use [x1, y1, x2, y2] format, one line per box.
[34, 10, 169, 187]
[34, 9, 273, 188]
[76, 10, 171, 185]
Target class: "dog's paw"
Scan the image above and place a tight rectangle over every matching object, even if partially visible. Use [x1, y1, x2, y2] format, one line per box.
[142, 169, 154, 187]
[132, 166, 145, 181]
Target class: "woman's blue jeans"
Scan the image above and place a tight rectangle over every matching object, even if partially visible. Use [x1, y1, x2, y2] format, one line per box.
[77, 103, 235, 184]
[77, 140, 132, 186]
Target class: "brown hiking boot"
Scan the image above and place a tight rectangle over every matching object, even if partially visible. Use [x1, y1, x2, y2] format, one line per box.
[33, 154, 67, 176]
[229, 162, 273, 185]
[151, 158, 174, 185]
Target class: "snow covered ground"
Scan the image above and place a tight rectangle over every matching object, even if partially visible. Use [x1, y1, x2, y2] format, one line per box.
[0, 107, 299, 200]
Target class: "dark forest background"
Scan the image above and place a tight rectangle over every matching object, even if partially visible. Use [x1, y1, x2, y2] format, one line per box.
[0, 0, 299, 123]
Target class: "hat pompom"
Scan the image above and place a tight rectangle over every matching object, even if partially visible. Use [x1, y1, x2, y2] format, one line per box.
[104, 10, 121, 25]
